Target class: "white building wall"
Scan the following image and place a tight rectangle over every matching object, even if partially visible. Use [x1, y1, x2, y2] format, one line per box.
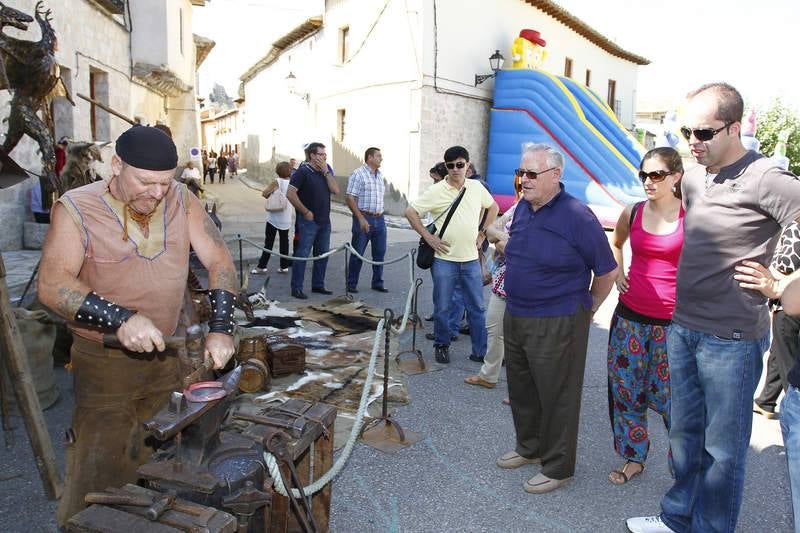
[421, 0, 640, 127]
[130, 0, 169, 67]
[415, 0, 642, 196]
[243, 0, 424, 207]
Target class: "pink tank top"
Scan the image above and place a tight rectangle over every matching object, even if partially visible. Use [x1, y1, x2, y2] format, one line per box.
[619, 203, 684, 320]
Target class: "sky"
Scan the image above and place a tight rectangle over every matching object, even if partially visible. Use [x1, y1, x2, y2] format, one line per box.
[193, 0, 800, 113]
[193, 0, 320, 100]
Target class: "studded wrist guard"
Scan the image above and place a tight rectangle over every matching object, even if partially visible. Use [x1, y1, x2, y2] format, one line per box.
[74, 292, 135, 330]
[208, 289, 236, 336]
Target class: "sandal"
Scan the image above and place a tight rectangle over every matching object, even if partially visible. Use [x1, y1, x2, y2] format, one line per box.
[464, 375, 496, 389]
[608, 461, 645, 485]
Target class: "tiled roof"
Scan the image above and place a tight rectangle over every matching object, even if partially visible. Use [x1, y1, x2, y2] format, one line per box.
[240, 17, 323, 83]
[523, 0, 650, 65]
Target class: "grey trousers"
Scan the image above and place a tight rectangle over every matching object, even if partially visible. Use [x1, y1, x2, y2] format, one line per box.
[504, 305, 591, 480]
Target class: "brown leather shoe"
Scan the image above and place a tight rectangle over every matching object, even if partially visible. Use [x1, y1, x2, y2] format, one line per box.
[464, 375, 495, 389]
[496, 451, 541, 469]
[523, 473, 572, 493]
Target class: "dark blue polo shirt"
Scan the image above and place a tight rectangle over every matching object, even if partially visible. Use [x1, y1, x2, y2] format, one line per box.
[289, 162, 334, 224]
[504, 186, 616, 317]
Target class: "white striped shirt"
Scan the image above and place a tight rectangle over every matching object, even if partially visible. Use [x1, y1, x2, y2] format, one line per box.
[346, 164, 385, 214]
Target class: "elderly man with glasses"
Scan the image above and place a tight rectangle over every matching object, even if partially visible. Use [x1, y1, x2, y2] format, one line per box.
[405, 145, 498, 364]
[627, 82, 800, 533]
[497, 142, 618, 494]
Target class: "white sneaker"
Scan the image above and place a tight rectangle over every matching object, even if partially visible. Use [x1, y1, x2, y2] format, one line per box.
[278, 267, 289, 273]
[250, 267, 268, 275]
[626, 515, 675, 533]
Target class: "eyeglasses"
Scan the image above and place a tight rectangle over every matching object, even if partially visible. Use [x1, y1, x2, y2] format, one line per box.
[638, 170, 672, 183]
[514, 167, 556, 179]
[445, 161, 467, 170]
[679, 122, 732, 142]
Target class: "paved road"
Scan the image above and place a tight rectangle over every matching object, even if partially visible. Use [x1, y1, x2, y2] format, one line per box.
[0, 176, 792, 532]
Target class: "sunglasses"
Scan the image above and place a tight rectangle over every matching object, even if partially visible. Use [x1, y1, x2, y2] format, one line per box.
[514, 167, 556, 179]
[638, 170, 672, 183]
[445, 161, 467, 170]
[679, 122, 732, 142]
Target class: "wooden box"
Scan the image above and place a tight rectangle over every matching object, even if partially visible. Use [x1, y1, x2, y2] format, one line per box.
[265, 335, 306, 376]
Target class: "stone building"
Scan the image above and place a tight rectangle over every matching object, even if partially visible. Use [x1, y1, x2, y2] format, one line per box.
[239, 0, 648, 213]
[200, 100, 246, 158]
[0, 0, 213, 251]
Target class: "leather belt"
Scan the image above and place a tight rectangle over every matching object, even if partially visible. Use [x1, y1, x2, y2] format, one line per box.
[359, 210, 383, 217]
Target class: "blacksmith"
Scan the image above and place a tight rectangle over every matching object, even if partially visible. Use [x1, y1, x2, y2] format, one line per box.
[37, 125, 238, 526]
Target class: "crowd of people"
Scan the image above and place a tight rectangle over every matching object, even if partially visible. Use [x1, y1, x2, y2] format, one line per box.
[37, 80, 800, 532]
[248, 81, 800, 532]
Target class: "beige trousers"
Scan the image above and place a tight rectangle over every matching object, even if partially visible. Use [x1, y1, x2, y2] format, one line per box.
[478, 292, 506, 384]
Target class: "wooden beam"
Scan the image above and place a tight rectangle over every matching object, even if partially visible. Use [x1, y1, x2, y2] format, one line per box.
[0, 254, 63, 500]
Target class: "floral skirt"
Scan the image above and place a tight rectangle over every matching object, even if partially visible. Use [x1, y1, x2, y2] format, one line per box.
[607, 306, 672, 468]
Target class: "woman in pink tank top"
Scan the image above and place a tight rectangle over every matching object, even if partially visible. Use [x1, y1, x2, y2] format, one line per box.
[607, 147, 685, 485]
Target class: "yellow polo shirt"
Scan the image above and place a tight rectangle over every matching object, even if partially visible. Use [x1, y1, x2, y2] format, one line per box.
[411, 178, 495, 262]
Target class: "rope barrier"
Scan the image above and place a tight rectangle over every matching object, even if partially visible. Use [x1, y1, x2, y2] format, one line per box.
[236, 237, 417, 335]
[248, 234, 420, 495]
[263, 316, 387, 497]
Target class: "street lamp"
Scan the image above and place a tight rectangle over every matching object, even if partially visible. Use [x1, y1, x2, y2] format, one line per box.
[285, 71, 309, 102]
[474, 50, 505, 86]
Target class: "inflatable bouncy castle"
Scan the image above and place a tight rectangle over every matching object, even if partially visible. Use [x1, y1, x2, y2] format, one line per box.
[486, 30, 646, 227]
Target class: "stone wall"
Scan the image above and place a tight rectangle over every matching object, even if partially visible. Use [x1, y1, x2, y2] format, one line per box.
[0, 177, 35, 251]
[417, 86, 491, 198]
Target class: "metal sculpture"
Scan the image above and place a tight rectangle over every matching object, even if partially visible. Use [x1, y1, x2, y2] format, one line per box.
[0, 1, 73, 205]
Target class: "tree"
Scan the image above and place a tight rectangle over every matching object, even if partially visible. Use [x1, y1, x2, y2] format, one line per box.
[755, 99, 800, 176]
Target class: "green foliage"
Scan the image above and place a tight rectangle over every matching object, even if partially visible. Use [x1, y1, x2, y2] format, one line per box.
[755, 99, 800, 175]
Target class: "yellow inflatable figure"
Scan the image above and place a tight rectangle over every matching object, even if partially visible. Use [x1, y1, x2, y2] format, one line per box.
[510, 29, 548, 70]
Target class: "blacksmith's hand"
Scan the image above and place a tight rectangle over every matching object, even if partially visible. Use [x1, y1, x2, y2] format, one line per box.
[425, 233, 450, 254]
[734, 260, 780, 299]
[116, 314, 166, 353]
[205, 332, 235, 369]
[359, 217, 370, 233]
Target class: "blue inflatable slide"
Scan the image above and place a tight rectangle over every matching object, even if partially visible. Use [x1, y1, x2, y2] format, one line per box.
[486, 68, 646, 227]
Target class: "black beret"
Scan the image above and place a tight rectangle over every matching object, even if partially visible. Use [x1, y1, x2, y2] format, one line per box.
[115, 125, 178, 170]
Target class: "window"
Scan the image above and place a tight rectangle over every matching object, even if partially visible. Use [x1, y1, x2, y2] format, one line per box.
[564, 57, 573, 78]
[337, 109, 346, 142]
[338, 26, 349, 63]
[585, 69, 591, 87]
[89, 68, 110, 141]
[607, 79, 617, 111]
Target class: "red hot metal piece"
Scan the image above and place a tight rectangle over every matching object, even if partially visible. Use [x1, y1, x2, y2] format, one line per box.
[183, 381, 227, 403]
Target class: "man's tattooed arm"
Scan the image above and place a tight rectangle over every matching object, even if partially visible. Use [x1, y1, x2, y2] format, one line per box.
[188, 196, 238, 294]
[210, 267, 238, 293]
[55, 287, 88, 318]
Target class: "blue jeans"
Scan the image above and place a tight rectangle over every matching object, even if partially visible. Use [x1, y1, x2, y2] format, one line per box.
[431, 258, 487, 357]
[291, 218, 331, 292]
[347, 214, 387, 289]
[448, 280, 466, 337]
[660, 323, 768, 533]
[781, 385, 800, 533]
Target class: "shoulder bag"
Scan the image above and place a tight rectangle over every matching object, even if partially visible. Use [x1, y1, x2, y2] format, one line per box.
[417, 187, 467, 269]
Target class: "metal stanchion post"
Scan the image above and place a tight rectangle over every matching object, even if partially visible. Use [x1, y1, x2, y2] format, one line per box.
[237, 234, 244, 285]
[359, 309, 421, 452]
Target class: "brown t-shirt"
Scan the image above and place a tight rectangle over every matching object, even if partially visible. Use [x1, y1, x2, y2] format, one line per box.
[57, 179, 191, 342]
[673, 151, 800, 339]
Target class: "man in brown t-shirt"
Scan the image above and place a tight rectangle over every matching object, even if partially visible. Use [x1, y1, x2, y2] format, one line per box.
[627, 84, 800, 533]
[37, 126, 238, 526]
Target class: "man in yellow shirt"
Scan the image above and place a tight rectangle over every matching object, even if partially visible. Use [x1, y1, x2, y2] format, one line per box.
[406, 146, 499, 363]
